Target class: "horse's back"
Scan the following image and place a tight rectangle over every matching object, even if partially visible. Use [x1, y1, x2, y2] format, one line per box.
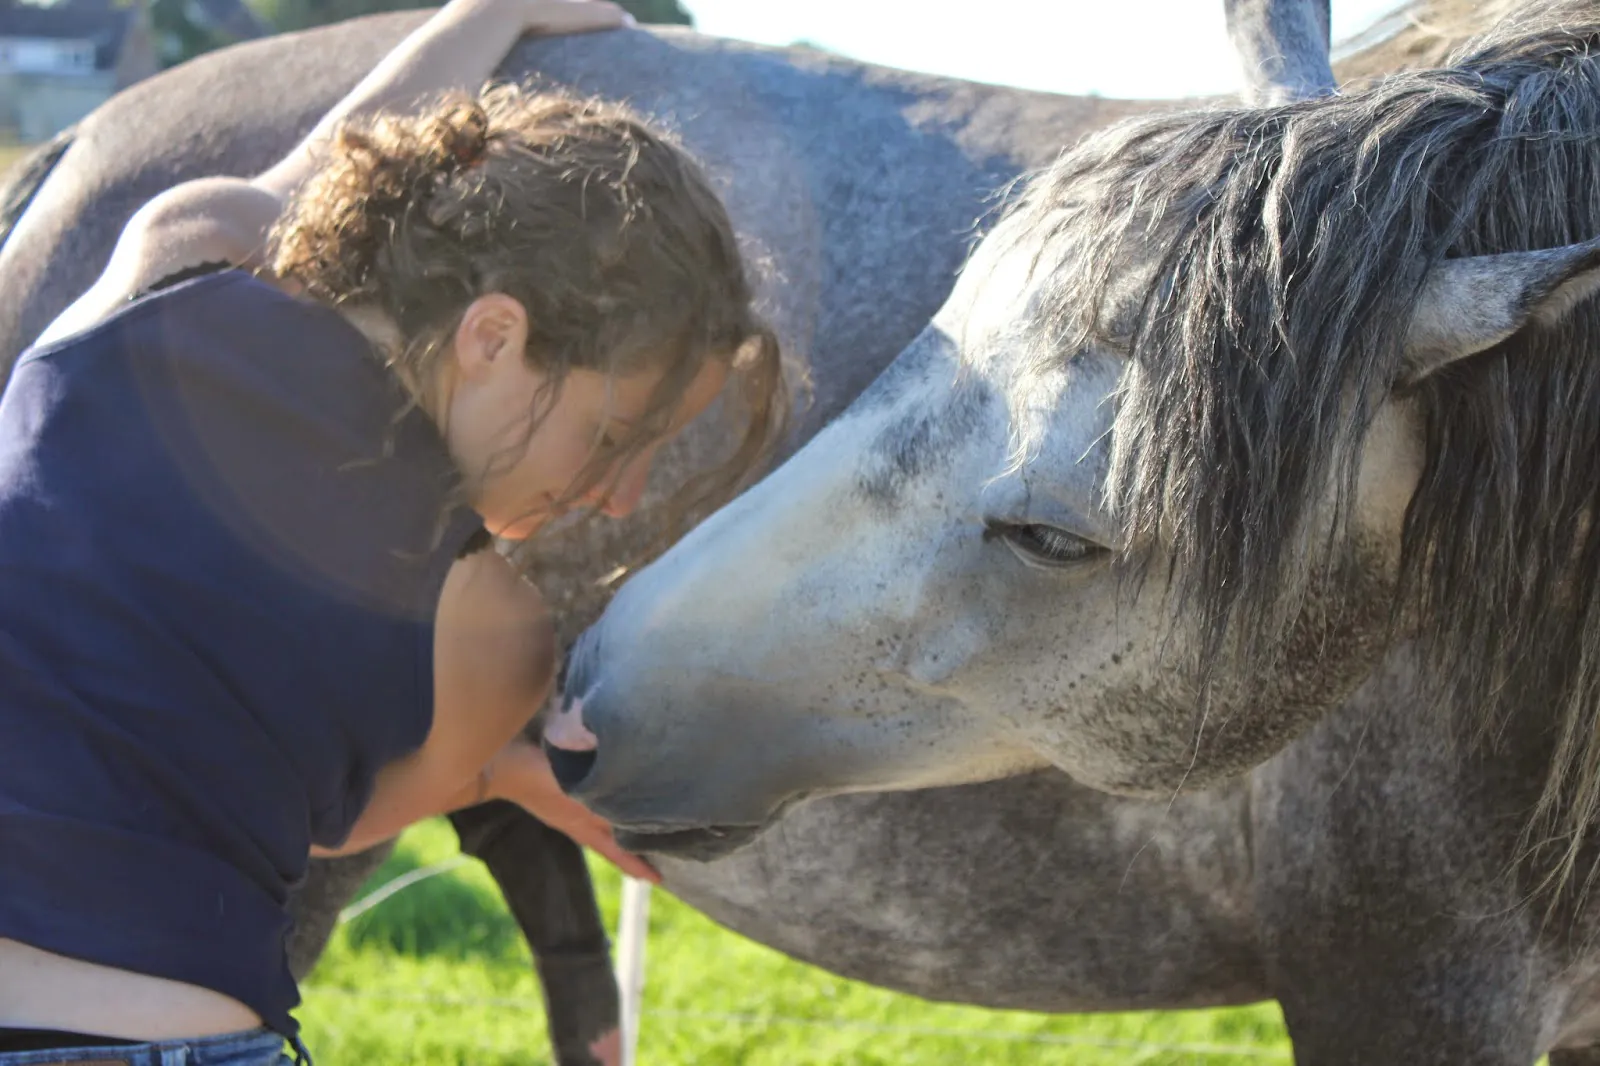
[0, 15, 1144, 404]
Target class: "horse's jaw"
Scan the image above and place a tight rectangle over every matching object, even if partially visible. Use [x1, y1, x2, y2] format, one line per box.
[616, 823, 767, 862]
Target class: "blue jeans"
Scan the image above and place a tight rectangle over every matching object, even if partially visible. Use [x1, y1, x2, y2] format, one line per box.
[0, 1029, 305, 1066]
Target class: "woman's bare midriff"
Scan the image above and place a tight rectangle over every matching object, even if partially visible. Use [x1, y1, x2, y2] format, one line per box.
[0, 938, 262, 1041]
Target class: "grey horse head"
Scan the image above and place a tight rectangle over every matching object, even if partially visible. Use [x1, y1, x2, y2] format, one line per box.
[549, 3, 1600, 878]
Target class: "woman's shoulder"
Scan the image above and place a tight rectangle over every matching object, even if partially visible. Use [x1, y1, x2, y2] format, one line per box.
[17, 270, 422, 471]
[23, 270, 285, 364]
[29, 270, 376, 386]
[30, 177, 283, 350]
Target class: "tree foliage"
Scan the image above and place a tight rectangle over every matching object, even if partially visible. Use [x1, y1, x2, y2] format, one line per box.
[151, 0, 690, 68]
[249, 0, 689, 35]
[147, 0, 236, 67]
[615, 0, 689, 25]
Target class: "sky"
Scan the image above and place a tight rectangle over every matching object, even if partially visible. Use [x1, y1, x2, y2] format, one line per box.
[681, 0, 1410, 99]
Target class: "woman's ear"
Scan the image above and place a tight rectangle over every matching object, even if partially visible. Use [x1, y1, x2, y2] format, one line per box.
[452, 293, 531, 379]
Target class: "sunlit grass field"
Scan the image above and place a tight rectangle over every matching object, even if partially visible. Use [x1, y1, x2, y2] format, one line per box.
[298, 818, 1294, 1065]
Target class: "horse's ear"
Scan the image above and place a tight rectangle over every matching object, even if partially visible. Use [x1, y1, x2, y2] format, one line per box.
[1224, 0, 1335, 106]
[1402, 237, 1600, 383]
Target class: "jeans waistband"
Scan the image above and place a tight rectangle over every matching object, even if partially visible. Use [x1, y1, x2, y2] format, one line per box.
[0, 1028, 304, 1066]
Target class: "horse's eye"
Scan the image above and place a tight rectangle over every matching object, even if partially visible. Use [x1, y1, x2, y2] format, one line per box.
[987, 520, 1107, 569]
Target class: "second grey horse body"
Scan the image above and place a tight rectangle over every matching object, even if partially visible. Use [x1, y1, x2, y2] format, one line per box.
[2, 2, 1545, 1054]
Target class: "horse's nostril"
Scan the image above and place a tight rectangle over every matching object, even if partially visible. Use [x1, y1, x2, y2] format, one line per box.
[544, 742, 598, 793]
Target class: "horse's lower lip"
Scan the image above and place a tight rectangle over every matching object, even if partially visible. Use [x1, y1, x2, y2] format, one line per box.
[615, 824, 763, 861]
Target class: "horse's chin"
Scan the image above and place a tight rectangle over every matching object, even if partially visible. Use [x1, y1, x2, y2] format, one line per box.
[615, 823, 765, 862]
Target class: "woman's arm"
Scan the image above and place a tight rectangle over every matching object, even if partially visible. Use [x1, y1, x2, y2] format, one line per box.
[34, 0, 628, 346]
[252, 0, 631, 202]
[311, 549, 659, 882]
[322, 547, 555, 855]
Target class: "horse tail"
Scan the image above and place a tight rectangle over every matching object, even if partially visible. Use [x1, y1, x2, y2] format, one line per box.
[0, 126, 75, 260]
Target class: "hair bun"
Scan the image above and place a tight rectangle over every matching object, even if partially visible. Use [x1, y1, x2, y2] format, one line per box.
[269, 93, 495, 303]
[433, 99, 491, 172]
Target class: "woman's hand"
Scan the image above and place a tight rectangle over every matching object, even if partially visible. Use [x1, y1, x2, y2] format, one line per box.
[477, 736, 663, 884]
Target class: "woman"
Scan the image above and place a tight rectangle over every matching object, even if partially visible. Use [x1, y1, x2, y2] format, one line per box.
[0, 0, 786, 1061]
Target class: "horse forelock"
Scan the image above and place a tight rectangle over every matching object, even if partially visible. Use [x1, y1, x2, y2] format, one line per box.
[994, 0, 1600, 899]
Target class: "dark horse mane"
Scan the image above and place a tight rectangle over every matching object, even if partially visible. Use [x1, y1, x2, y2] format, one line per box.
[1007, 0, 1600, 896]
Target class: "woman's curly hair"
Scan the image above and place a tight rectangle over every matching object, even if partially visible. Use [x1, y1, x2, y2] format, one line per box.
[271, 84, 788, 540]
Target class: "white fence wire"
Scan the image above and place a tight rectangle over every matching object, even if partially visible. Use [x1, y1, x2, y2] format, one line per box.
[337, 855, 470, 924]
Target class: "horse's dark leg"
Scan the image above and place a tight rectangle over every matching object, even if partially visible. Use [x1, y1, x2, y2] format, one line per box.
[1254, 669, 1555, 1056]
[1256, 665, 1554, 1065]
[1274, 963, 1544, 1066]
[1553, 1048, 1600, 1065]
[451, 802, 620, 1066]
[286, 844, 397, 979]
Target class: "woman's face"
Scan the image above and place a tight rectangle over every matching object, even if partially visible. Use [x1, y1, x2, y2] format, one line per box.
[442, 294, 729, 539]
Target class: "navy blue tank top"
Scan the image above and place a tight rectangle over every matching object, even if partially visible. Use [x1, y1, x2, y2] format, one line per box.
[0, 273, 484, 1036]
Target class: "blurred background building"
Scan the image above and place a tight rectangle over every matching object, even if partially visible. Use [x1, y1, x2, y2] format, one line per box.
[0, 0, 688, 145]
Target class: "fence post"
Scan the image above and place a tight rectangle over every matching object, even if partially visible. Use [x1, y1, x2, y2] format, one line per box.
[615, 877, 653, 1066]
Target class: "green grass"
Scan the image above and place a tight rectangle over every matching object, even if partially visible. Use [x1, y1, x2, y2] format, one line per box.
[298, 819, 1294, 1065]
